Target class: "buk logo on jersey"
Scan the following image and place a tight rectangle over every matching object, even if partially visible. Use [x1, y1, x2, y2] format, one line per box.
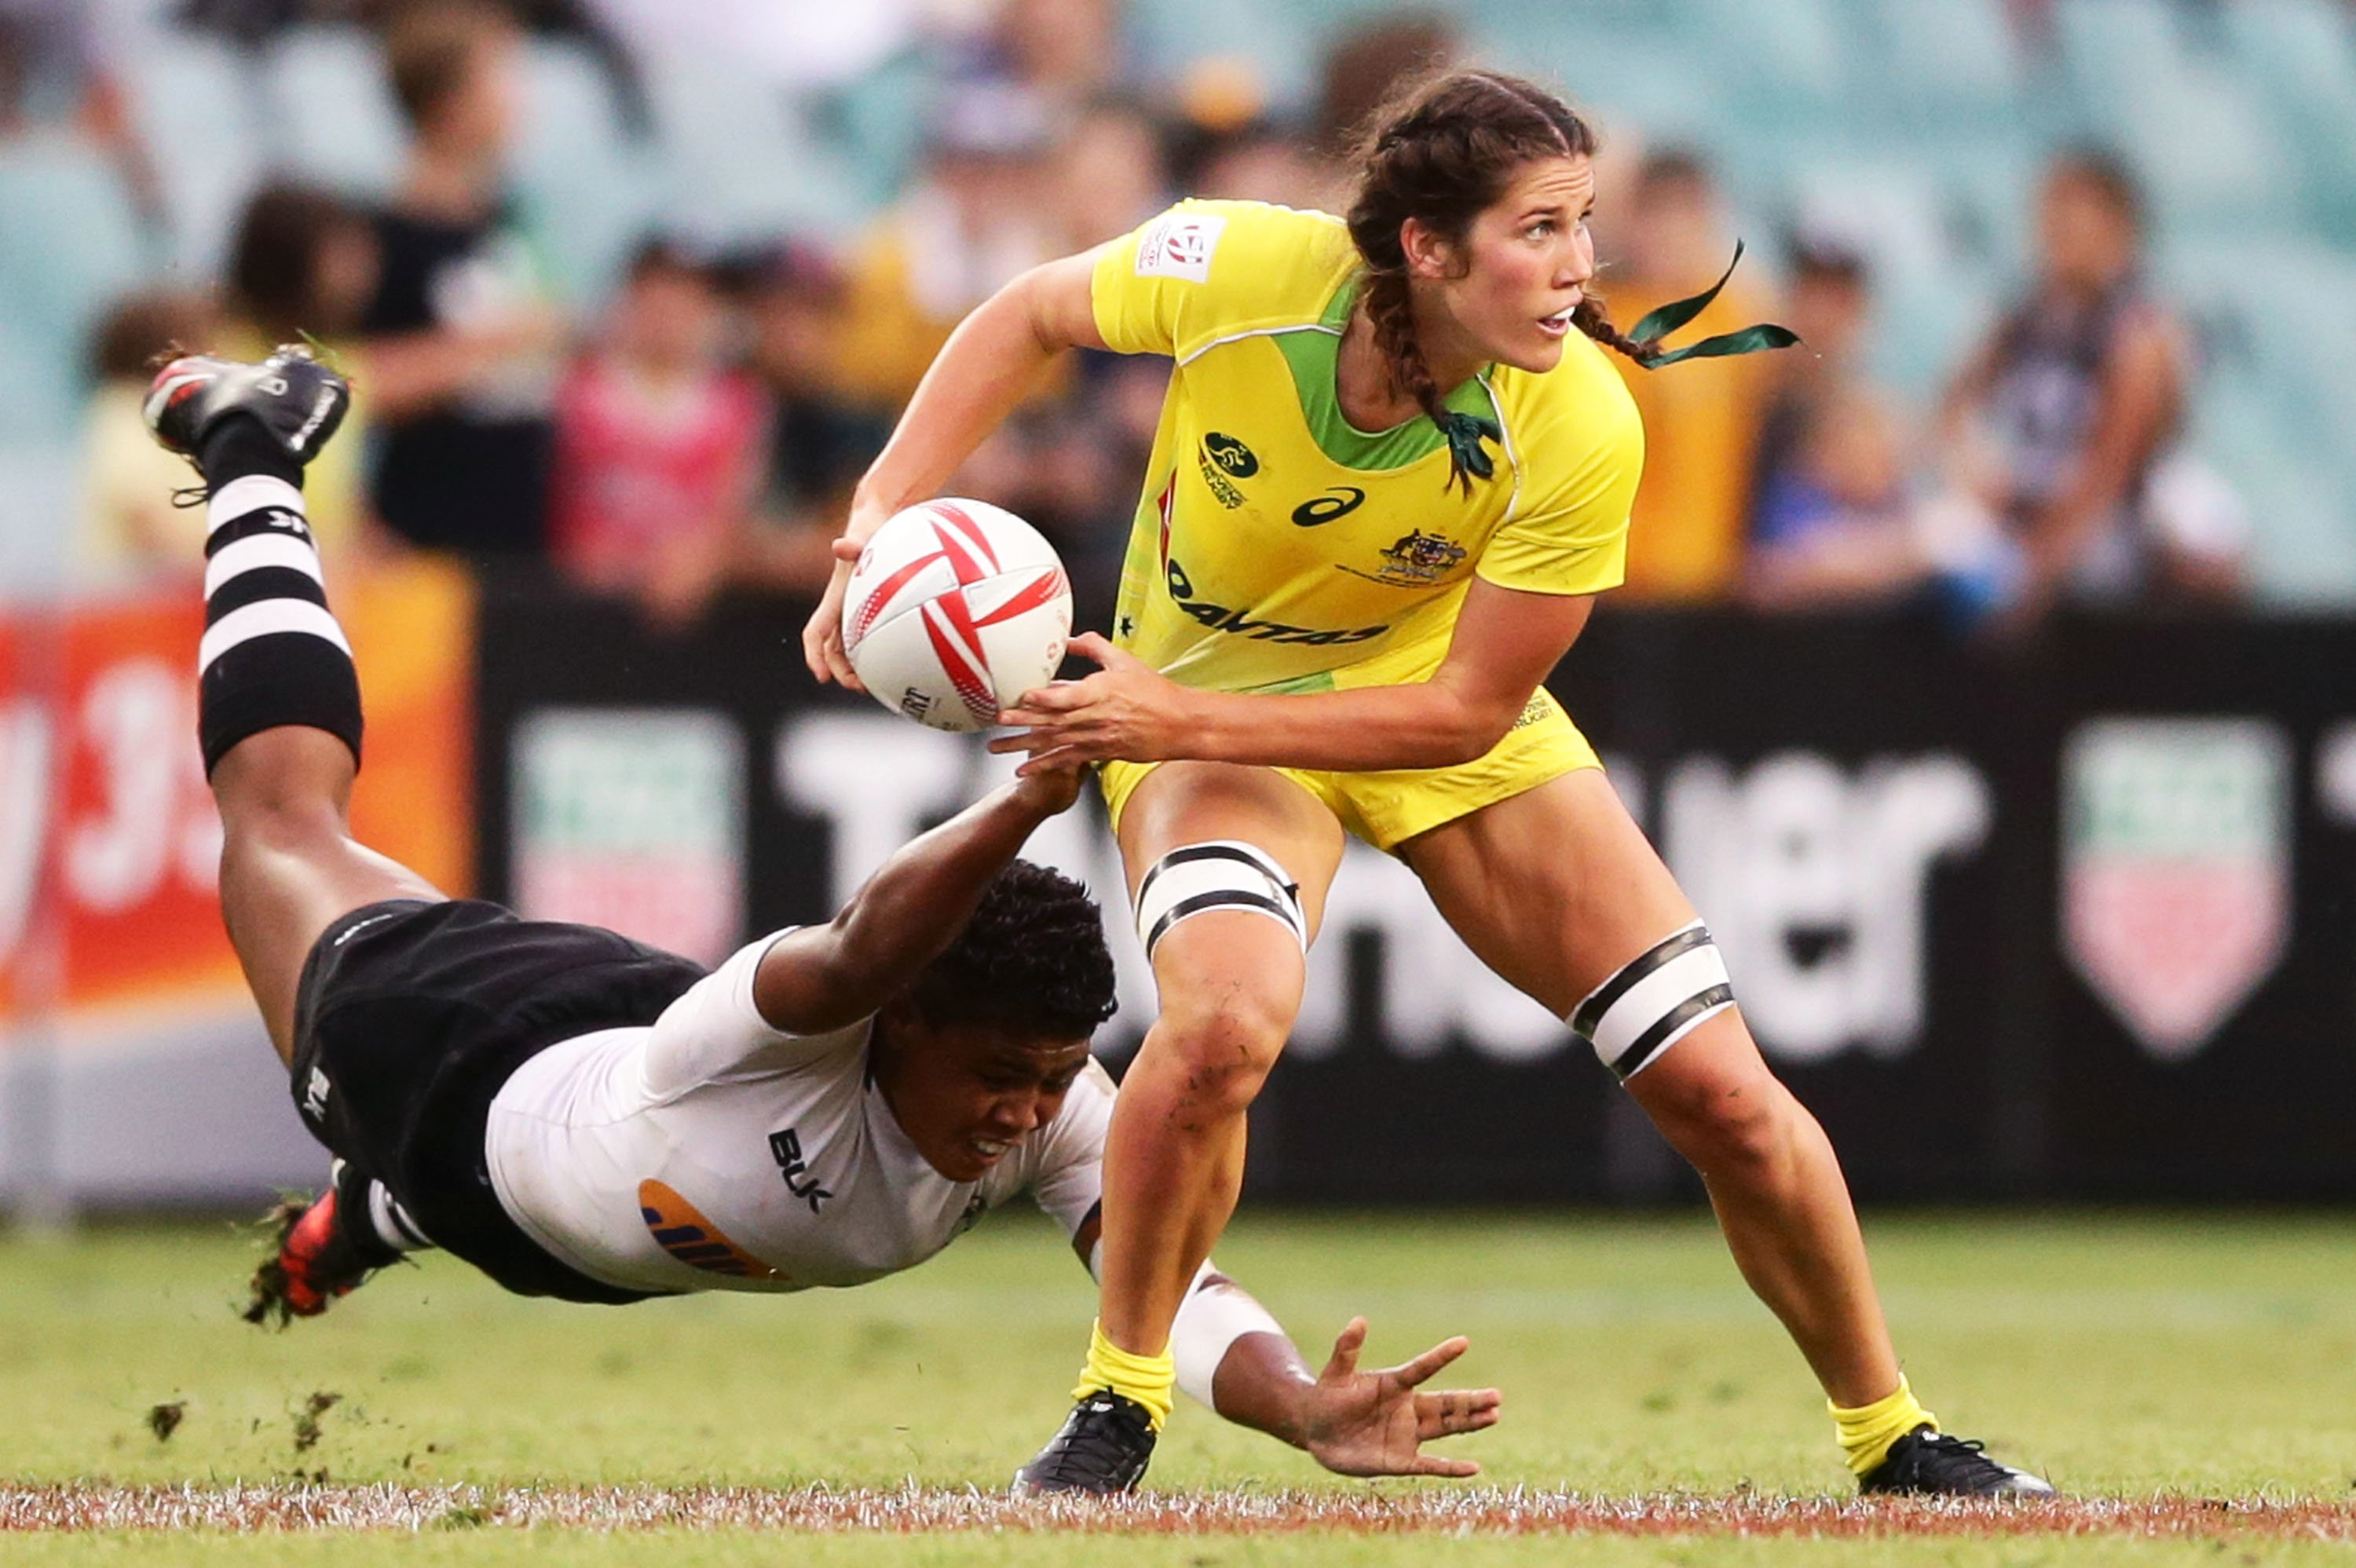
[769, 1128, 832, 1214]
[1197, 433, 1257, 509]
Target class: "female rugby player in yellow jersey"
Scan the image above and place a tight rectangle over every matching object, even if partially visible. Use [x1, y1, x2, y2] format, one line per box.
[805, 70, 2050, 1498]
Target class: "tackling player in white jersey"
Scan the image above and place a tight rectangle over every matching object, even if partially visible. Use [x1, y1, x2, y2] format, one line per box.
[150, 345, 1499, 1481]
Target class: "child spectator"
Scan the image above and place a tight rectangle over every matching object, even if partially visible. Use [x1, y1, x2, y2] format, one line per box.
[548, 240, 766, 625]
[76, 290, 218, 586]
[1745, 243, 1928, 611]
[219, 183, 384, 560]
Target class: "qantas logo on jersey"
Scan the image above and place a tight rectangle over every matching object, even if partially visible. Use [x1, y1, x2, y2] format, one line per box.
[1163, 556, 1388, 646]
[638, 1179, 789, 1281]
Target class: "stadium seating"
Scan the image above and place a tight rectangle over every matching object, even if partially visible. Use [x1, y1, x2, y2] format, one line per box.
[0, 137, 148, 446]
[509, 38, 658, 305]
[118, 31, 261, 282]
[261, 27, 408, 201]
[2, 0, 2354, 604]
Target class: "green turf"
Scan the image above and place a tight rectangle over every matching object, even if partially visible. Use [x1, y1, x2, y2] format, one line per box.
[5, 1209, 2355, 1563]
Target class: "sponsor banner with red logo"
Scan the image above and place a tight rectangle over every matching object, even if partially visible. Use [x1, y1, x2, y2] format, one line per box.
[0, 561, 474, 1027]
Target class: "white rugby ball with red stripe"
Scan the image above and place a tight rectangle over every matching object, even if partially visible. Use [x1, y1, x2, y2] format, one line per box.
[841, 498, 1073, 732]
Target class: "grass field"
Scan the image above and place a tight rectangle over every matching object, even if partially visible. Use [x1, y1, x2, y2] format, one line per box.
[5, 1208, 2355, 1563]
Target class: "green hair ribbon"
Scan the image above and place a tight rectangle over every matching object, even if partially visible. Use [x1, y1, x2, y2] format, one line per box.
[1435, 411, 1502, 481]
[1627, 239, 1800, 367]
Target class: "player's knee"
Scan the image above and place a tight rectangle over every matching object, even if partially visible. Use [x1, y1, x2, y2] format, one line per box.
[209, 729, 355, 835]
[220, 790, 347, 855]
[1654, 1077, 1800, 1182]
[1147, 986, 1293, 1116]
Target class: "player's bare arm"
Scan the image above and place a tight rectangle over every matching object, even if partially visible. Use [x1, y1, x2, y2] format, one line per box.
[803, 250, 1105, 688]
[990, 580, 1594, 775]
[754, 765, 1085, 1035]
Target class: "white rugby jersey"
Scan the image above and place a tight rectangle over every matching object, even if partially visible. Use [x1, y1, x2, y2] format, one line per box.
[484, 934, 1112, 1296]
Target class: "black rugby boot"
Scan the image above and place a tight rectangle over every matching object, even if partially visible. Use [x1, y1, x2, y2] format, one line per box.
[1859, 1424, 2056, 1497]
[144, 344, 349, 470]
[1011, 1391, 1157, 1495]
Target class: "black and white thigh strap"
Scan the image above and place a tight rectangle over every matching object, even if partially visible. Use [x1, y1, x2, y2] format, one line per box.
[1133, 840, 1308, 960]
[1570, 921, 1737, 1081]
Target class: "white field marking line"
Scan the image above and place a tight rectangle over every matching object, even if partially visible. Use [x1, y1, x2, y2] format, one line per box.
[0, 1486, 2352, 1537]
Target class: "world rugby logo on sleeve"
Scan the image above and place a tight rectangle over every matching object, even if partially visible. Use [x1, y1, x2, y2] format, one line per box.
[1136, 212, 1227, 282]
[2061, 716, 2290, 1060]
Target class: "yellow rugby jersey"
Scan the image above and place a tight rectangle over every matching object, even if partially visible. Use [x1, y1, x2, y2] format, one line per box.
[1091, 199, 1644, 696]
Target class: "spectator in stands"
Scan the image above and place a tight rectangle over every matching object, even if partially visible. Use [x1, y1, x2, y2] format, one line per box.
[0, 0, 161, 230]
[1057, 97, 1169, 252]
[985, 0, 1124, 111]
[76, 291, 218, 586]
[220, 183, 382, 557]
[1599, 147, 1778, 604]
[734, 243, 887, 597]
[1933, 148, 2242, 625]
[829, 75, 1061, 415]
[358, 0, 565, 561]
[1165, 60, 1321, 207]
[1745, 242, 1928, 611]
[547, 239, 767, 625]
[1306, 12, 1458, 207]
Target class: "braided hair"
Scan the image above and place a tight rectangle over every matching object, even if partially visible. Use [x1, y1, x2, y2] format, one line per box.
[1344, 71, 1657, 493]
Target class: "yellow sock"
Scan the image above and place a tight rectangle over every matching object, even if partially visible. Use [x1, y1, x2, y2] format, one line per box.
[1073, 1319, 1176, 1432]
[1830, 1375, 1937, 1476]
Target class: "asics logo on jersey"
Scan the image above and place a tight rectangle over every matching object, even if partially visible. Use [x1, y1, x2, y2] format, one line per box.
[1164, 557, 1388, 647]
[1290, 487, 1366, 528]
[768, 1128, 832, 1215]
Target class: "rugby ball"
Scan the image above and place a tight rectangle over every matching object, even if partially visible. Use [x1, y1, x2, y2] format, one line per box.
[841, 498, 1074, 732]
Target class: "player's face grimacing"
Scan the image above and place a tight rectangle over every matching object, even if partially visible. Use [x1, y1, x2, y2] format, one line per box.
[1413, 153, 1598, 376]
[869, 1000, 1095, 1182]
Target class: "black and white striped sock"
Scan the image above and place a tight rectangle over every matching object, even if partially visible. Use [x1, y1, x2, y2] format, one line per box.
[198, 466, 364, 776]
[363, 1179, 433, 1254]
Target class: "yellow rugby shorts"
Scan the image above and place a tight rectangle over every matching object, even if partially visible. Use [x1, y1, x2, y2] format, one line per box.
[1099, 687, 1602, 853]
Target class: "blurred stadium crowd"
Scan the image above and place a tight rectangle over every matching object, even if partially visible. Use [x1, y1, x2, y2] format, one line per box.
[2, 0, 2354, 628]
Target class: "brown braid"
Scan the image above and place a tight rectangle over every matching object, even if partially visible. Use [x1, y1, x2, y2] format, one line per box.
[1344, 71, 1655, 492]
[1359, 265, 1460, 490]
[1572, 296, 1663, 366]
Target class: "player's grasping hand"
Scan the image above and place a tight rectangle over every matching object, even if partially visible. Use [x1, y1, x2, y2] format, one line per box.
[992, 634, 1199, 773]
[802, 531, 878, 692]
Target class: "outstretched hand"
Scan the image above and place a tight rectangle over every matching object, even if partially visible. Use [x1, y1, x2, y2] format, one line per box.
[1295, 1318, 1501, 1479]
[989, 633, 1198, 774]
[800, 533, 873, 692]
